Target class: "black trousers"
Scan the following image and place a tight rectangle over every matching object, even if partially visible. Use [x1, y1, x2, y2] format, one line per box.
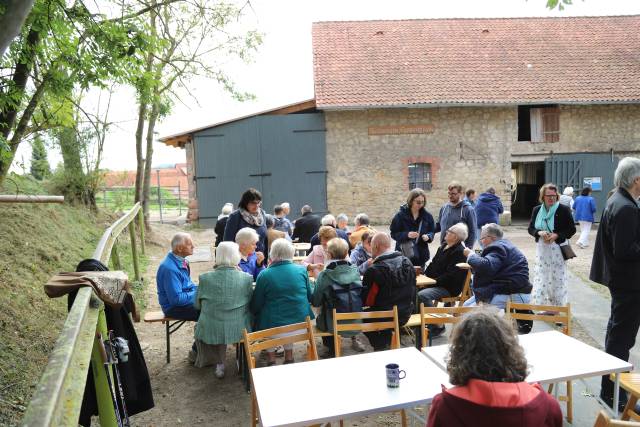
[601, 288, 640, 402]
[364, 330, 392, 351]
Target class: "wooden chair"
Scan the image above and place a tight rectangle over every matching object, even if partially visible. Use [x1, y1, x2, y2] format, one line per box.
[419, 304, 475, 347]
[593, 410, 640, 427]
[505, 302, 572, 422]
[615, 372, 640, 422]
[437, 263, 472, 307]
[332, 306, 400, 357]
[243, 317, 318, 427]
[332, 307, 406, 427]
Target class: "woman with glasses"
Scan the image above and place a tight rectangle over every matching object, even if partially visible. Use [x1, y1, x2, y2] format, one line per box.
[390, 188, 436, 269]
[527, 183, 576, 306]
[223, 188, 268, 264]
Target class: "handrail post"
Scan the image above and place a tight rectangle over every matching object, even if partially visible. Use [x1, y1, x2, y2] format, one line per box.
[111, 243, 123, 270]
[91, 306, 118, 427]
[128, 222, 141, 281]
[138, 208, 145, 255]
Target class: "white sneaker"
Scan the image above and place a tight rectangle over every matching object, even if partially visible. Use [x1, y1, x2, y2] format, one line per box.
[351, 336, 365, 352]
[214, 364, 225, 379]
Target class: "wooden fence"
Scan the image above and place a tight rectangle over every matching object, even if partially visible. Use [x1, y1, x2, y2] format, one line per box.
[22, 203, 145, 426]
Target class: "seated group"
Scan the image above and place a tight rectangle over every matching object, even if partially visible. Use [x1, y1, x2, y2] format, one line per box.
[156, 216, 533, 370]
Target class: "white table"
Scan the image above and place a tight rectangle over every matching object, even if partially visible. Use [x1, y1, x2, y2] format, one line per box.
[422, 330, 633, 416]
[251, 347, 451, 427]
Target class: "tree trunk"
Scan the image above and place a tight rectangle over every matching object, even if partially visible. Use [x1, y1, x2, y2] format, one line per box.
[0, 0, 36, 57]
[142, 100, 159, 229]
[134, 101, 147, 203]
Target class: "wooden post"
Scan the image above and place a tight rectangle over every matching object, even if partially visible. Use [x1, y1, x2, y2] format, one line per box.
[110, 243, 123, 271]
[156, 170, 163, 224]
[138, 208, 145, 255]
[128, 222, 141, 281]
[178, 182, 182, 216]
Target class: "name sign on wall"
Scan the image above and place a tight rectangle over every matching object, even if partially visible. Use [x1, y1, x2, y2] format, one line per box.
[368, 124, 436, 136]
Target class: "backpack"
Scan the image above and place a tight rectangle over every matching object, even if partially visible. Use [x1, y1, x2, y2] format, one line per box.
[329, 278, 363, 314]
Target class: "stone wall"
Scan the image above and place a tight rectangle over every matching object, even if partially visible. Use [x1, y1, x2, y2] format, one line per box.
[509, 104, 640, 156]
[325, 107, 516, 223]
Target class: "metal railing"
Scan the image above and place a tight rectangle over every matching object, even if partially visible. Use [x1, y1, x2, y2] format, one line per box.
[22, 203, 145, 427]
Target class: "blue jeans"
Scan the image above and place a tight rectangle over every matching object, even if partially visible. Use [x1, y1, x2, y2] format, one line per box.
[418, 287, 452, 307]
[463, 292, 531, 310]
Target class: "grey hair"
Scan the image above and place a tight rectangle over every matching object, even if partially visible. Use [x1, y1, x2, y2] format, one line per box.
[221, 202, 233, 215]
[269, 238, 295, 262]
[171, 232, 191, 251]
[614, 157, 640, 190]
[563, 186, 574, 196]
[448, 222, 469, 242]
[354, 213, 370, 226]
[336, 213, 348, 224]
[481, 223, 504, 239]
[215, 242, 241, 267]
[486, 187, 496, 195]
[235, 227, 259, 245]
[281, 202, 290, 209]
[321, 214, 336, 226]
[301, 205, 312, 214]
[265, 214, 275, 228]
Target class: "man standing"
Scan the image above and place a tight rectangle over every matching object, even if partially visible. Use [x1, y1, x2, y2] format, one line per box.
[157, 232, 199, 320]
[292, 205, 322, 243]
[474, 187, 504, 246]
[362, 233, 416, 350]
[436, 182, 477, 248]
[462, 223, 532, 309]
[590, 157, 640, 411]
[273, 205, 293, 237]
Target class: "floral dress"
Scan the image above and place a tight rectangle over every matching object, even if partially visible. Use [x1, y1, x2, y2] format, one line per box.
[532, 240, 568, 305]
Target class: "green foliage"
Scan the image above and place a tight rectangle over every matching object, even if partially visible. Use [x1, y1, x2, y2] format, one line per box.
[546, 0, 573, 10]
[29, 135, 50, 180]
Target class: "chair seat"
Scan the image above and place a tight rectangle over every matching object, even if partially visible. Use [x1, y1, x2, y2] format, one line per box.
[619, 373, 640, 395]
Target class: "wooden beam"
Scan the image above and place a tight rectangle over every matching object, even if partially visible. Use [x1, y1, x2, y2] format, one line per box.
[0, 195, 64, 203]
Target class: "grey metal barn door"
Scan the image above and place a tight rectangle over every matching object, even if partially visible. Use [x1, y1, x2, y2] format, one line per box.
[193, 113, 327, 227]
[545, 153, 619, 221]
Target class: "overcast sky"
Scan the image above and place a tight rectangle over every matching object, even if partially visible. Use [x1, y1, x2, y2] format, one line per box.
[11, 0, 640, 173]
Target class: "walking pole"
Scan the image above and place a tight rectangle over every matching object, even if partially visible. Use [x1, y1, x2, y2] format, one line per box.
[108, 331, 130, 427]
[97, 333, 123, 427]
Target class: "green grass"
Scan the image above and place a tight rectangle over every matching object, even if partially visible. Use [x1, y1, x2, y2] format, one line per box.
[0, 174, 149, 425]
[96, 187, 187, 213]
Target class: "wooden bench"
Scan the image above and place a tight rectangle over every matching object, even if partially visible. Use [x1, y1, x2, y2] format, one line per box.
[144, 311, 192, 363]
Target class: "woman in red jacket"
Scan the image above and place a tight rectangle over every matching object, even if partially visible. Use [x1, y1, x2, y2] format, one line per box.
[427, 308, 563, 427]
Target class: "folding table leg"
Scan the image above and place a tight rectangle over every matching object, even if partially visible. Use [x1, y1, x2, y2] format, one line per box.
[166, 321, 171, 364]
[614, 374, 621, 417]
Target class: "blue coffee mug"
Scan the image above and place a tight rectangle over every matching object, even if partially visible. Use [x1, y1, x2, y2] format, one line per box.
[385, 363, 406, 388]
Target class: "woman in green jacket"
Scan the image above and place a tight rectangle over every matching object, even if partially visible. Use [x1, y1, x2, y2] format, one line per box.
[195, 242, 253, 379]
[250, 238, 314, 365]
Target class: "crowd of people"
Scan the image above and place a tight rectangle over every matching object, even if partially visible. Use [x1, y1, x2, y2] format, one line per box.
[153, 156, 640, 420]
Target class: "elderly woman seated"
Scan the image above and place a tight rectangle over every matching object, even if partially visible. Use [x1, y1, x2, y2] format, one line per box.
[250, 238, 314, 365]
[194, 242, 253, 379]
[236, 227, 265, 280]
[303, 225, 337, 278]
[427, 308, 562, 427]
[349, 231, 375, 275]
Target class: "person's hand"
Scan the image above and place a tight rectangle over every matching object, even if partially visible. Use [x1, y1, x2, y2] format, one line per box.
[463, 248, 473, 257]
[421, 234, 430, 242]
[538, 230, 548, 239]
[544, 233, 558, 243]
[367, 258, 374, 266]
[408, 231, 419, 239]
[256, 251, 265, 265]
[314, 263, 325, 272]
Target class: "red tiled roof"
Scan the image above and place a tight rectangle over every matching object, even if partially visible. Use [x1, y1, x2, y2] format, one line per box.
[312, 16, 640, 108]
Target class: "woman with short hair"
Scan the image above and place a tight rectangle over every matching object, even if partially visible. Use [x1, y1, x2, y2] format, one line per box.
[427, 308, 562, 427]
[528, 183, 576, 306]
[250, 239, 314, 365]
[223, 188, 267, 261]
[390, 188, 436, 268]
[195, 242, 253, 379]
[235, 227, 265, 280]
[573, 186, 597, 248]
[303, 225, 338, 278]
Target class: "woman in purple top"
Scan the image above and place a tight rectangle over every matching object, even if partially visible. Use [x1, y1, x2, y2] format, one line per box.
[573, 186, 597, 248]
[235, 227, 265, 280]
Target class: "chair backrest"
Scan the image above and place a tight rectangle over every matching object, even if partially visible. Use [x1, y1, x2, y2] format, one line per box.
[242, 316, 318, 370]
[593, 410, 640, 427]
[419, 303, 475, 347]
[332, 306, 400, 357]
[505, 301, 571, 335]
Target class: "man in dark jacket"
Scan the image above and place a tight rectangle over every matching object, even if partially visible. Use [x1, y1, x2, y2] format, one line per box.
[590, 157, 640, 410]
[362, 233, 416, 350]
[292, 205, 322, 244]
[435, 182, 477, 248]
[462, 224, 532, 309]
[474, 187, 504, 246]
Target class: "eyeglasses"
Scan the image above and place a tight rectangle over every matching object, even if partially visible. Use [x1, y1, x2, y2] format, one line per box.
[479, 235, 491, 241]
[248, 200, 262, 206]
[543, 194, 557, 198]
[448, 191, 460, 196]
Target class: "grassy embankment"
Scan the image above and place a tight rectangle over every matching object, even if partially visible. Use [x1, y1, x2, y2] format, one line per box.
[0, 174, 149, 425]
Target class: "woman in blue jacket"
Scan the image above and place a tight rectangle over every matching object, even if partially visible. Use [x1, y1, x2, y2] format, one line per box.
[390, 188, 436, 269]
[573, 186, 597, 248]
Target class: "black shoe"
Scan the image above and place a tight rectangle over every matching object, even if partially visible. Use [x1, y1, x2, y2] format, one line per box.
[429, 325, 446, 338]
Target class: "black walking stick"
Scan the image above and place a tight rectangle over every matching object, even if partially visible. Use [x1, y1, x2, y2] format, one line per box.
[97, 333, 123, 427]
[107, 330, 131, 427]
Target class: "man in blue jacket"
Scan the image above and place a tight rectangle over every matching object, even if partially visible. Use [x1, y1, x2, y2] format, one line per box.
[462, 223, 532, 309]
[474, 187, 504, 247]
[157, 232, 199, 321]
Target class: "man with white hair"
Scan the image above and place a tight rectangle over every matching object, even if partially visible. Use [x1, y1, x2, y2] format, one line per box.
[362, 232, 416, 350]
[309, 214, 350, 249]
[157, 232, 199, 321]
[591, 156, 640, 411]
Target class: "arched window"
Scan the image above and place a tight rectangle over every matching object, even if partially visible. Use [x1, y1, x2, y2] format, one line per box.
[408, 163, 432, 190]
